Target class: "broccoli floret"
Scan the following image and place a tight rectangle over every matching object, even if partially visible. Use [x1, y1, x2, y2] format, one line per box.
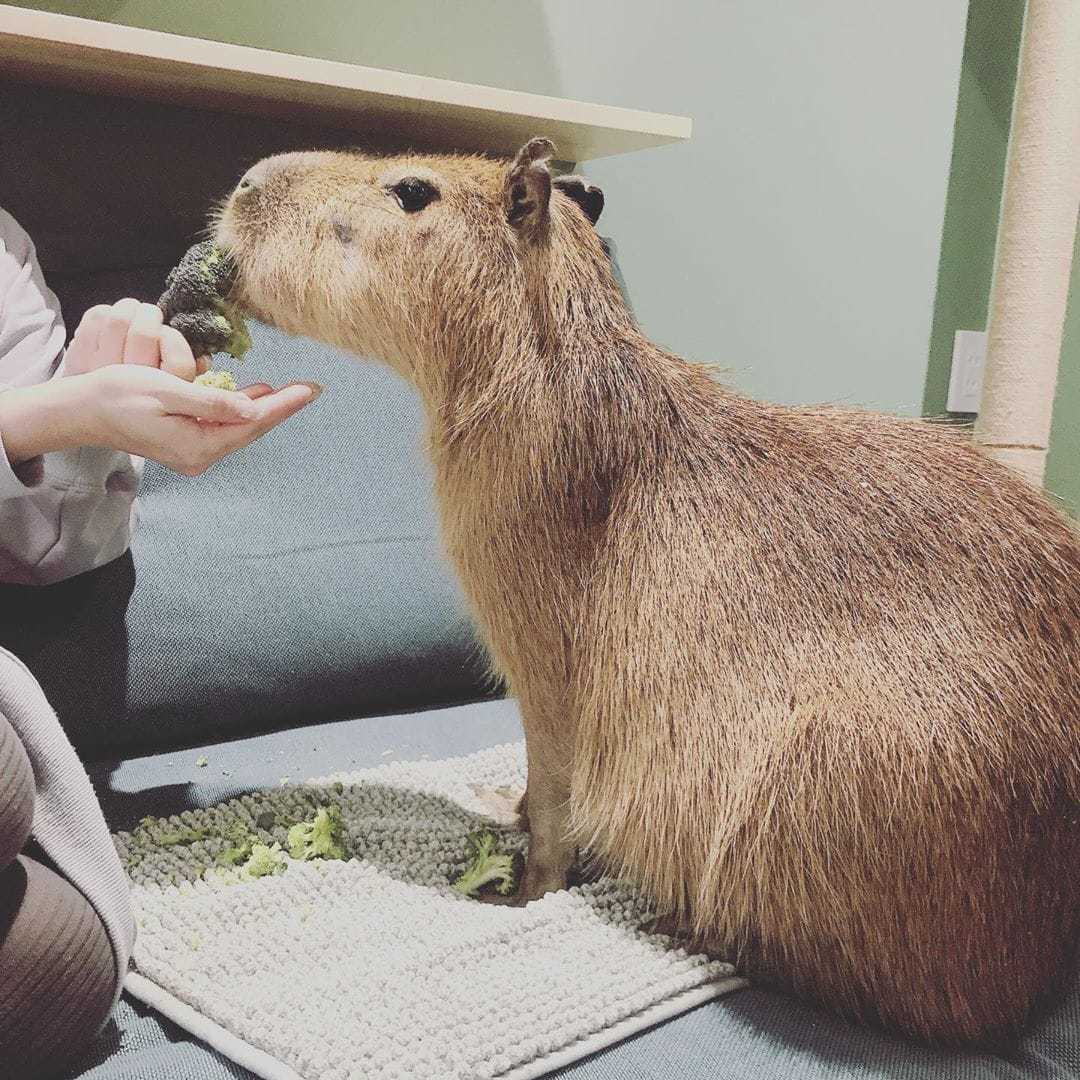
[287, 806, 345, 861]
[168, 310, 234, 360]
[450, 830, 517, 897]
[159, 242, 251, 361]
[132, 817, 209, 848]
[157, 825, 210, 846]
[243, 842, 288, 878]
[215, 821, 259, 867]
[217, 843, 250, 867]
[194, 370, 238, 391]
[159, 241, 236, 319]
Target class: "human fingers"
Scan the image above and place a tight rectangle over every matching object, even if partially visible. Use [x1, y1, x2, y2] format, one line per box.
[194, 384, 320, 461]
[153, 374, 260, 424]
[187, 383, 271, 430]
[64, 304, 112, 375]
[158, 325, 198, 381]
[122, 303, 165, 367]
[95, 298, 142, 367]
[242, 383, 321, 429]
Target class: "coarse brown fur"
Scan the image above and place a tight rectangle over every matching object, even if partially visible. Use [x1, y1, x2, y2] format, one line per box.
[215, 140, 1080, 1047]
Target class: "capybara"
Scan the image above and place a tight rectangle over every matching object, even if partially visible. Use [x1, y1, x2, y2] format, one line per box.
[215, 138, 1080, 1045]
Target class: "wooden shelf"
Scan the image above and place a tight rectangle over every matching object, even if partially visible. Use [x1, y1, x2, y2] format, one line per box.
[0, 6, 691, 161]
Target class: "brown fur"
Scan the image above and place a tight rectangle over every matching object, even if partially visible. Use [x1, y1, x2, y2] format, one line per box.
[215, 142, 1080, 1046]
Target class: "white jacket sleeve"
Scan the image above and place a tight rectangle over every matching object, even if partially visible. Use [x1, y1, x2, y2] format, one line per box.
[0, 208, 139, 585]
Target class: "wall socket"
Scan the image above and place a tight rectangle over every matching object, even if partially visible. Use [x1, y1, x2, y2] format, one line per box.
[946, 329, 987, 413]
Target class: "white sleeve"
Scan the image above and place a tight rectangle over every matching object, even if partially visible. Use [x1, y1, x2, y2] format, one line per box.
[0, 208, 138, 584]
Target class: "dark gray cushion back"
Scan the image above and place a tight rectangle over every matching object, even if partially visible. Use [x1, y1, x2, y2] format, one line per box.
[0, 319, 491, 757]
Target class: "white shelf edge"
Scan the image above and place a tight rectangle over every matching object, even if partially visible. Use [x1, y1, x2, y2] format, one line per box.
[0, 5, 692, 160]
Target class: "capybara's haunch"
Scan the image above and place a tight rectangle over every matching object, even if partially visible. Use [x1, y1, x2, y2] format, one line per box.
[216, 139, 1080, 1045]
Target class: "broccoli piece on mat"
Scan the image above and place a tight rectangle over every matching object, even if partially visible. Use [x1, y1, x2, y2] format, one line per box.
[157, 825, 210, 846]
[287, 806, 345, 862]
[194, 370, 238, 392]
[216, 821, 258, 868]
[243, 842, 288, 878]
[451, 830, 517, 897]
[216, 844, 250, 868]
[158, 241, 251, 360]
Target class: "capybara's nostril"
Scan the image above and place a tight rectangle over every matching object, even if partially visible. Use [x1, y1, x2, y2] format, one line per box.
[236, 153, 307, 197]
[236, 163, 266, 194]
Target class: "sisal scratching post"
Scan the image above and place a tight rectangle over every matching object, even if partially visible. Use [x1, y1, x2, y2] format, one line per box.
[974, 0, 1080, 486]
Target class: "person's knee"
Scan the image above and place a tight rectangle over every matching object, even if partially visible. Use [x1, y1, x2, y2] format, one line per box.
[0, 855, 119, 1078]
[0, 710, 34, 870]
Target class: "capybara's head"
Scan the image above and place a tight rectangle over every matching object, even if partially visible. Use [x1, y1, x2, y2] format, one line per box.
[215, 138, 626, 400]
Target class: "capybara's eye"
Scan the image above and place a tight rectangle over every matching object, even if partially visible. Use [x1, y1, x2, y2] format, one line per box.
[391, 178, 439, 213]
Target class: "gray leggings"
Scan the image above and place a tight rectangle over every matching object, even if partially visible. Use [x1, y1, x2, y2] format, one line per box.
[0, 711, 117, 1079]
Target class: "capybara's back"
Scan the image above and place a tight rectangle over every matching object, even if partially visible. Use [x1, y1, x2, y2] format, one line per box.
[571, 382, 1080, 1045]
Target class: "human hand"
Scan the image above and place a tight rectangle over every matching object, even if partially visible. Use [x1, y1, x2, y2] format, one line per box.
[0, 365, 320, 475]
[64, 297, 209, 379]
[79, 365, 319, 474]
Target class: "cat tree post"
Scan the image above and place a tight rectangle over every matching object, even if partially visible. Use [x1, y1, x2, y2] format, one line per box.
[973, 0, 1080, 486]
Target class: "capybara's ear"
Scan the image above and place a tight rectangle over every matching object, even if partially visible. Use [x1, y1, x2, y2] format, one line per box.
[504, 137, 556, 241]
[552, 175, 604, 226]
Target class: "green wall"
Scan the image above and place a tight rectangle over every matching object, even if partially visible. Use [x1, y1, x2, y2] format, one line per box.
[12, 0, 566, 94]
[1045, 232, 1080, 516]
[922, 0, 1023, 417]
[925, 0, 1080, 516]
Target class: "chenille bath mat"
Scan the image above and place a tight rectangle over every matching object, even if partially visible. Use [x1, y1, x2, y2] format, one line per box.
[114, 743, 745, 1080]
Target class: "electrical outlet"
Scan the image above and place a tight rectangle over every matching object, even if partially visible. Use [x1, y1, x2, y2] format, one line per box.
[946, 329, 987, 413]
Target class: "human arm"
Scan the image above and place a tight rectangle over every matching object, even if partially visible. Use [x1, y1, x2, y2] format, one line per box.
[0, 365, 315, 476]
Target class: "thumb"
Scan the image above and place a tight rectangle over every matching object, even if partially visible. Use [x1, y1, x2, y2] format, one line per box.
[157, 380, 260, 423]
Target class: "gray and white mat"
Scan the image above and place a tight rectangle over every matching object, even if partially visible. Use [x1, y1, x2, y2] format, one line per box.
[114, 743, 745, 1080]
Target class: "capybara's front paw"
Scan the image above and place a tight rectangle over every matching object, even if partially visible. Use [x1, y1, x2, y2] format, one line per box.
[476, 854, 569, 906]
[516, 857, 570, 902]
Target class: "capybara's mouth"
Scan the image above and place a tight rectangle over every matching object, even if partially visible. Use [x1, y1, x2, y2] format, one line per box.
[210, 208, 280, 333]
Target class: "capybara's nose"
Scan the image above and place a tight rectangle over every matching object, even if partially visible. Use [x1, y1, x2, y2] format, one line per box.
[236, 154, 302, 194]
[236, 162, 267, 194]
